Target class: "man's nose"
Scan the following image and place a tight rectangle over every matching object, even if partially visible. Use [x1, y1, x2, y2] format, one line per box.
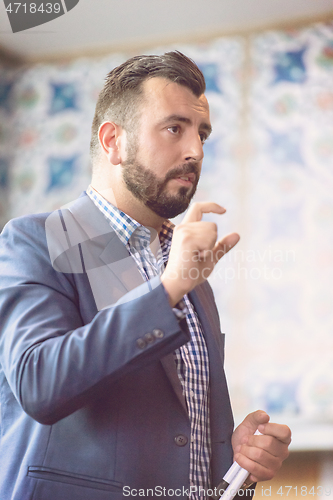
[183, 132, 204, 162]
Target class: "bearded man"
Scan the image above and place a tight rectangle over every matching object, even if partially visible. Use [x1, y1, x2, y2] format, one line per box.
[0, 51, 291, 500]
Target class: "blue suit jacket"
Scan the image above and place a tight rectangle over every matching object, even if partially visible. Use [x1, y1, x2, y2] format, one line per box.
[0, 194, 234, 500]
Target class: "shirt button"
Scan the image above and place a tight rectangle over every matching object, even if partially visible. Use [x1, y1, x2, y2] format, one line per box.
[174, 435, 188, 447]
[190, 390, 195, 398]
[152, 328, 164, 339]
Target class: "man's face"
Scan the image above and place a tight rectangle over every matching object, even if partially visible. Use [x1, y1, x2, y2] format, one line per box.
[121, 77, 211, 219]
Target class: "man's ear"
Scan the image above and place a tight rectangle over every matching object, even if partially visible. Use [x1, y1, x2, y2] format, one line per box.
[98, 121, 124, 165]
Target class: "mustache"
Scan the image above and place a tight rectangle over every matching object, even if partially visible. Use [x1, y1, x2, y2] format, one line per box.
[164, 162, 200, 182]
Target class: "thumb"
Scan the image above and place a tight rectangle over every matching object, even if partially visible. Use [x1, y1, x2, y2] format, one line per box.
[240, 410, 270, 433]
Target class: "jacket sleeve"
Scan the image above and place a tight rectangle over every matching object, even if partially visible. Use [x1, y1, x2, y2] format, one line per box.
[0, 214, 190, 425]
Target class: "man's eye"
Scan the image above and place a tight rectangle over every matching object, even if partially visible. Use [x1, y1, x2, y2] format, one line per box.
[168, 126, 180, 134]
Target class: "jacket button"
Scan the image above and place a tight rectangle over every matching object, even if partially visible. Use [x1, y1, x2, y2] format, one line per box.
[174, 435, 188, 446]
[136, 338, 146, 349]
[144, 332, 155, 344]
[153, 328, 164, 339]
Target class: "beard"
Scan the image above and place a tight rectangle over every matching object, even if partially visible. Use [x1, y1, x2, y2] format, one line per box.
[121, 152, 200, 219]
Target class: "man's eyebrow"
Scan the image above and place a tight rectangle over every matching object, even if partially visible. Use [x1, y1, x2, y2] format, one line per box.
[159, 114, 212, 136]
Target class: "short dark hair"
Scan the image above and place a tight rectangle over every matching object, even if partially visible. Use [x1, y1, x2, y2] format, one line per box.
[90, 51, 206, 161]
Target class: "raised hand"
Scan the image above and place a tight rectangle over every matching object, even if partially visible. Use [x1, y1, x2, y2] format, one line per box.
[161, 202, 240, 306]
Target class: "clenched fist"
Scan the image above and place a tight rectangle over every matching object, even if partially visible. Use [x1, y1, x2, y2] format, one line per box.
[232, 410, 292, 483]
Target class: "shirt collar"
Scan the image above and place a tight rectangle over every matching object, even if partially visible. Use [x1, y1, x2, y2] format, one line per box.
[86, 185, 174, 248]
[87, 185, 140, 246]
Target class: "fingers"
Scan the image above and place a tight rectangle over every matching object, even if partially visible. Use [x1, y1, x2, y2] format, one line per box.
[212, 232, 240, 262]
[234, 418, 292, 483]
[181, 202, 240, 260]
[162, 200, 239, 301]
[231, 410, 269, 457]
[257, 422, 292, 446]
[182, 202, 225, 224]
[242, 432, 290, 460]
[234, 446, 282, 482]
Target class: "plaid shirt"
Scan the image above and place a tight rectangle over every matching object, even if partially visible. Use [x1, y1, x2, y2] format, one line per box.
[87, 186, 211, 499]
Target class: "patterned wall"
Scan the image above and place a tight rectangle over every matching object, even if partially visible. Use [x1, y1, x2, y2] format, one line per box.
[1, 20, 333, 449]
[245, 23, 333, 427]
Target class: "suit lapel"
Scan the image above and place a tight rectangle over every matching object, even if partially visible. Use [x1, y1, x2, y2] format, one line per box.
[160, 354, 188, 414]
[162, 283, 227, 419]
[189, 283, 223, 363]
[159, 283, 230, 426]
[99, 238, 144, 293]
[189, 283, 234, 445]
[66, 194, 144, 310]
